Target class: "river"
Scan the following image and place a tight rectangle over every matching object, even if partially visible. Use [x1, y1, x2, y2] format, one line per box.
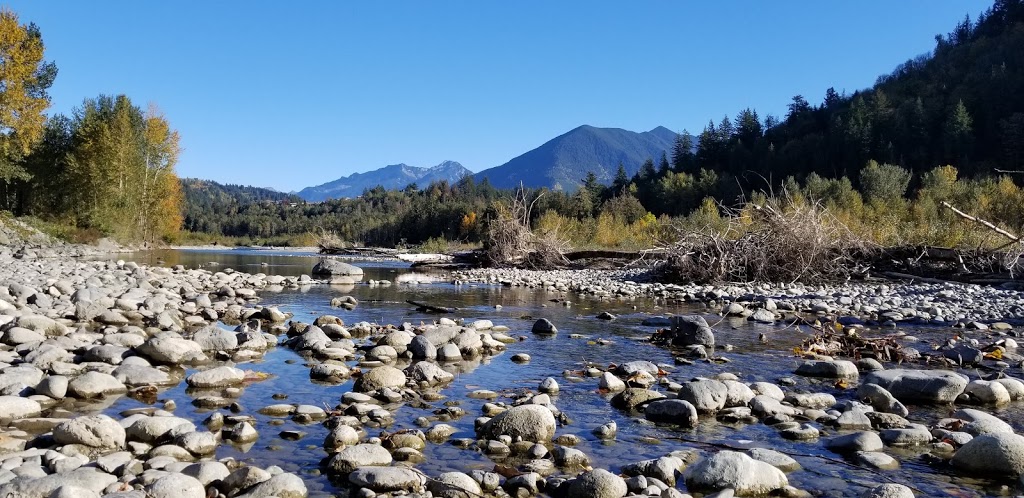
[98, 248, 1020, 497]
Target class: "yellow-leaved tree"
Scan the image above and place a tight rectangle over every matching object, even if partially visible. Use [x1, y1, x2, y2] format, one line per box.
[0, 9, 56, 193]
[66, 95, 183, 242]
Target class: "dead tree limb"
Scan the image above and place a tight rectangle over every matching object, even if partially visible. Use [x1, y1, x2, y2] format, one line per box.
[940, 201, 1020, 244]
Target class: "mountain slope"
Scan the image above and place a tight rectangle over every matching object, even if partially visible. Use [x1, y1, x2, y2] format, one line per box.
[297, 160, 471, 201]
[474, 125, 679, 190]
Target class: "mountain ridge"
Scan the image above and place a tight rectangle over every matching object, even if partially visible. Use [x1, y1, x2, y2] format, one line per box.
[297, 160, 471, 201]
[473, 125, 679, 191]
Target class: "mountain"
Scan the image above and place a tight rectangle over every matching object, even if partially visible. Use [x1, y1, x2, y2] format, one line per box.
[297, 160, 471, 201]
[474, 125, 679, 191]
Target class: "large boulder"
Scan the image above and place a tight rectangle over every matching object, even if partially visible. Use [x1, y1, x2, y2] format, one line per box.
[146, 473, 205, 498]
[951, 432, 1024, 476]
[137, 336, 207, 364]
[234, 473, 308, 498]
[186, 366, 245, 388]
[354, 365, 407, 392]
[126, 416, 196, 443]
[665, 316, 715, 349]
[312, 260, 364, 277]
[53, 415, 126, 449]
[684, 450, 788, 495]
[0, 396, 41, 422]
[192, 326, 239, 351]
[327, 444, 393, 474]
[566, 468, 627, 498]
[796, 360, 859, 378]
[348, 467, 425, 493]
[644, 399, 699, 427]
[863, 369, 967, 403]
[67, 371, 127, 398]
[406, 362, 454, 386]
[676, 379, 729, 413]
[480, 404, 557, 442]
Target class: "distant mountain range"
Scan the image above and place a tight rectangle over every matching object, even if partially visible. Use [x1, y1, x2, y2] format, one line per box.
[296, 160, 471, 201]
[286, 125, 681, 199]
[474, 125, 678, 190]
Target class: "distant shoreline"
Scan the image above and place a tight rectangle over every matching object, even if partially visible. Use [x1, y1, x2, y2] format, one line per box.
[171, 245, 321, 254]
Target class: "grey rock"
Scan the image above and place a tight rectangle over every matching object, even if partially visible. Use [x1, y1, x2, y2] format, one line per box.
[826, 431, 883, 453]
[644, 399, 698, 427]
[684, 450, 787, 495]
[327, 444, 392, 474]
[532, 318, 557, 334]
[67, 371, 126, 398]
[863, 369, 967, 403]
[53, 415, 126, 449]
[676, 379, 729, 413]
[480, 404, 556, 442]
[567, 468, 627, 498]
[951, 432, 1024, 476]
[186, 366, 245, 388]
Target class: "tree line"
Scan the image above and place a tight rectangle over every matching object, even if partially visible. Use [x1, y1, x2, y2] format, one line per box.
[0, 9, 183, 243]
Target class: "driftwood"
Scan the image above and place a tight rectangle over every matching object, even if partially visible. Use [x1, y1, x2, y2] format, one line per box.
[406, 300, 457, 313]
[941, 201, 1020, 244]
[563, 248, 668, 261]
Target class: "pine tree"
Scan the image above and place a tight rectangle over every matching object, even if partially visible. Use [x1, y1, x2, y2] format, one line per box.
[658, 151, 671, 175]
[944, 99, 973, 167]
[611, 163, 629, 195]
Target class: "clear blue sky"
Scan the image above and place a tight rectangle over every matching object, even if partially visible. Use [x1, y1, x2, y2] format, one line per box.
[6, 1, 989, 191]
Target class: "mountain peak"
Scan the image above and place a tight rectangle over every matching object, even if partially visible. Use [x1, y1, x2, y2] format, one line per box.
[475, 124, 674, 191]
[297, 160, 472, 201]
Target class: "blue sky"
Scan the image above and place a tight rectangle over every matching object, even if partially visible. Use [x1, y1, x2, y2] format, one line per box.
[7, 1, 988, 191]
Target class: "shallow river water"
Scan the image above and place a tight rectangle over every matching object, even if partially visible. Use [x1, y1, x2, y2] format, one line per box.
[96, 248, 1024, 497]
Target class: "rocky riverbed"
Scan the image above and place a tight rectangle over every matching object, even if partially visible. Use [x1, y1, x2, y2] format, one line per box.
[1, 239, 1024, 497]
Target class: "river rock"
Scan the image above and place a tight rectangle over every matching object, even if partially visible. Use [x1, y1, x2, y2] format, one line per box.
[0, 467, 117, 497]
[796, 360, 859, 378]
[349, 467, 424, 492]
[355, 365, 407, 391]
[67, 371, 127, 398]
[532, 318, 557, 334]
[861, 483, 915, 498]
[826, 431, 883, 453]
[409, 335, 437, 360]
[192, 325, 239, 351]
[407, 362, 454, 386]
[952, 408, 1015, 435]
[611, 388, 666, 410]
[863, 369, 967, 403]
[36, 375, 69, 399]
[428, 471, 483, 498]
[0, 395, 41, 421]
[146, 473, 205, 498]
[644, 399, 698, 427]
[53, 414, 126, 449]
[126, 415, 196, 443]
[676, 379, 729, 413]
[684, 450, 788, 495]
[186, 366, 245, 388]
[857, 383, 908, 417]
[567, 468, 627, 498]
[951, 432, 1024, 476]
[312, 259, 363, 277]
[235, 472, 309, 498]
[328, 443, 393, 473]
[480, 404, 556, 442]
[667, 315, 715, 349]
[964, 379, 1011, 405]
[599, 372, 626, 392]
[137, 336, 207, 364]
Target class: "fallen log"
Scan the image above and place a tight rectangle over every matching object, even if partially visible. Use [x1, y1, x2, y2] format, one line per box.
[406, 300, 458, 313]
